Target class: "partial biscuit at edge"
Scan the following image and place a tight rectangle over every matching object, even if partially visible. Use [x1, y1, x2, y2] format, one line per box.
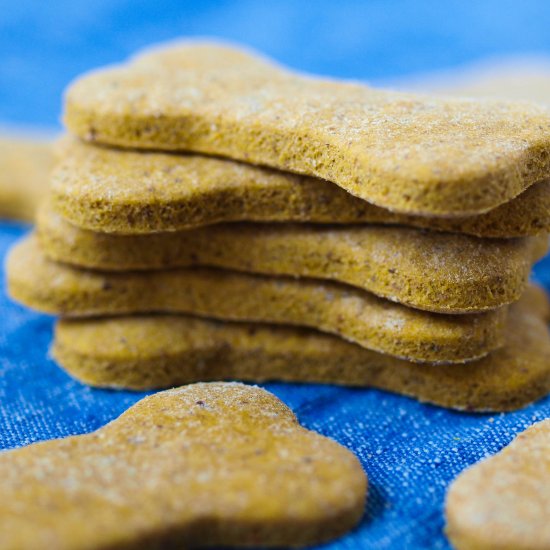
[0, 135, 54, 222]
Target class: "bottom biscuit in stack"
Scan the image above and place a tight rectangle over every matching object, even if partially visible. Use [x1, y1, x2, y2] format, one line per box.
[52, 285, 550, 412]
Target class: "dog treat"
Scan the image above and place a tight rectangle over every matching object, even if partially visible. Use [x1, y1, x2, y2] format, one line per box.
[0, 382, 367, 549]
[0, 135, 53, 221]
[7, 236, 506, 364]
[64, 42, 550, 217]
[37, 205, 548, 314]
[446, 418, 550, 549]
[53, 286, 550, 412]
[51, 139, 550, 238]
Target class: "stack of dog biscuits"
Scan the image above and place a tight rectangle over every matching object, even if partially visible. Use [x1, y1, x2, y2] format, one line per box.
[7, 42, 550, 412]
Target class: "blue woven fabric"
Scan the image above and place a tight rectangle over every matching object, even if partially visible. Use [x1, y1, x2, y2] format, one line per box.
[2, 1, 550, 547]
[1, 222, 550, 549]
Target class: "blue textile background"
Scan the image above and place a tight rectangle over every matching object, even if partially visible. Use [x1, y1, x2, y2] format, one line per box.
[1, 1, 550, 549]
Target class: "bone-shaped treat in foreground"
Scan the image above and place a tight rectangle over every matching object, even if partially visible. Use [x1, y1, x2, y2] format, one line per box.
[0, 382, 367, 549]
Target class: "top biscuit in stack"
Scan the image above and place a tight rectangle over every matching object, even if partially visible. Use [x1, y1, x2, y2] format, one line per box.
[65, 42, 550, 216]
[7, 41, 550, 409]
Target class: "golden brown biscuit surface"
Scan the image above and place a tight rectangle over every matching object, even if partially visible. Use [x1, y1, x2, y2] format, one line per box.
[52, 286, 550, 412]
[7, 235, 506, 364]
[37, 204, 548, 313]
[446, 418, 550, 549]
[0, 382, 367, 549]
[51, 139, 550, 238]
[65, 42, 550, 217]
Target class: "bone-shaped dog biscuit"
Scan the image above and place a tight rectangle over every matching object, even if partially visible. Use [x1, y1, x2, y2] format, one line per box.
[0, 135, 53, 221]
[37, 204, 547, 313]
[446, 419, 550, 549]
[51, 139, 550, 238]
[7, 236, 506, 364]
[65, 42, 550, 217]
[0, 382, 367, 549]
[52, 285, 550, 412]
